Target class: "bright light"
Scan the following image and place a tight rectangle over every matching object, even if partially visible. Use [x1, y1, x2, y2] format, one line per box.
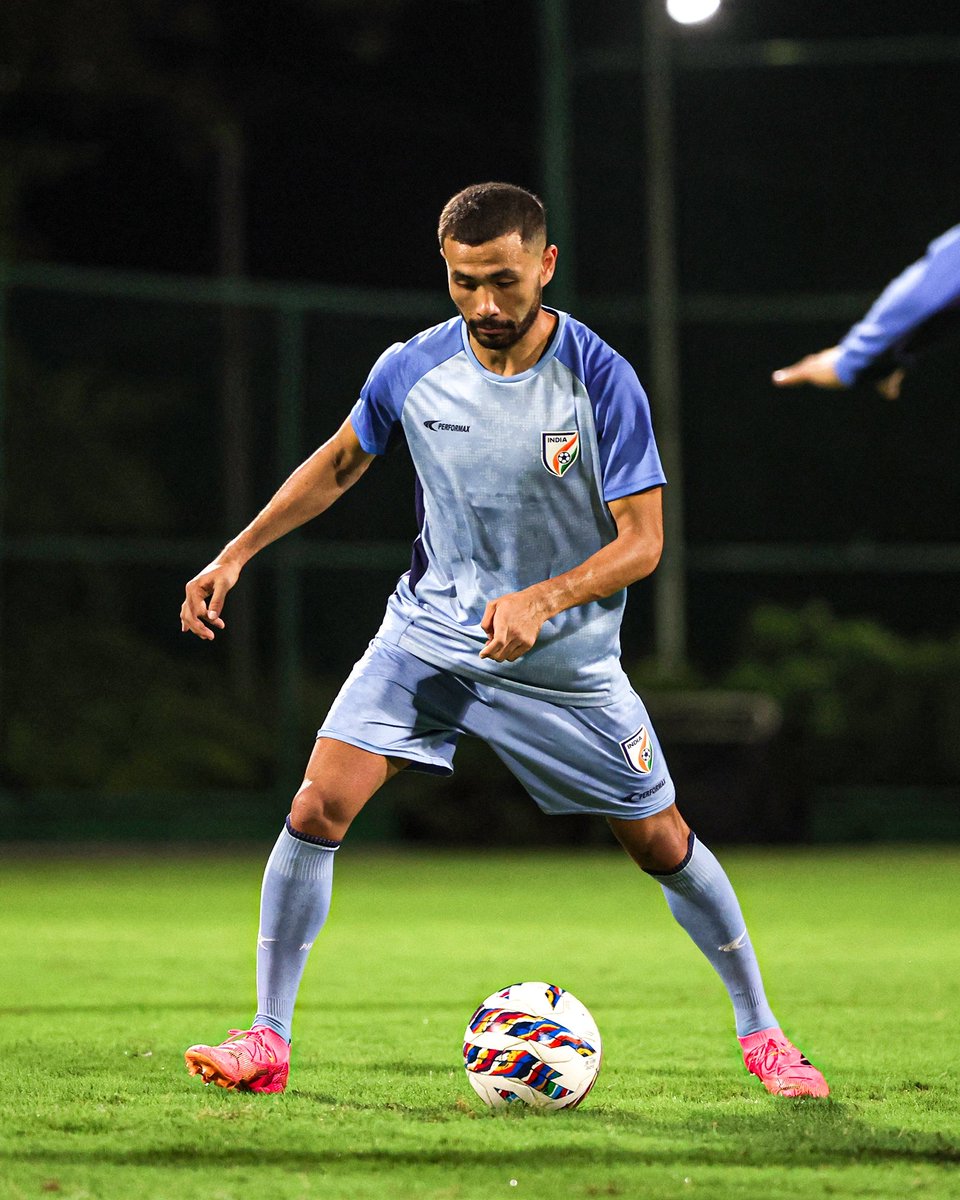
[666, 0, 722, 24]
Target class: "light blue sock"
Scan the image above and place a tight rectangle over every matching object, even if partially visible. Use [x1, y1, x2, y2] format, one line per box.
[253, 817, 339, 1043]
[651, 833, 777, 1037]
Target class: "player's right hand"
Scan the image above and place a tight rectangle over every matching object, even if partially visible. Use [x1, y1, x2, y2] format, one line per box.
[180, 559, 241, 640]
[772, 345, 845, 389]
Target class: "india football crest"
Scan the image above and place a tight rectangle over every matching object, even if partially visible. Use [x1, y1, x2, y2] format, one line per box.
[619, 725, 655, 774]
[541, 431, 580, 477]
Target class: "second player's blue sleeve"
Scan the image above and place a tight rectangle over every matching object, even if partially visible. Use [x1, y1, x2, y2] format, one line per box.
[580, 343, 667, 502]
[834, 224, 960, 385]
[349, 342, 406, 454]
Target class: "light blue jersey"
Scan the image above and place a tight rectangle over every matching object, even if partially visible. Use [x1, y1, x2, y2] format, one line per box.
[350, 310, 666, 707]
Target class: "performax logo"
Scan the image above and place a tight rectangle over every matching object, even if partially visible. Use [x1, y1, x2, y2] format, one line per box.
[423, 419, 471, 433]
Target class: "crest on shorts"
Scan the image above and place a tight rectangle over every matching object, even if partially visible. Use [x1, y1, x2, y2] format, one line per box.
[620, 725, 655, 774]
[541, 431, 580, 477]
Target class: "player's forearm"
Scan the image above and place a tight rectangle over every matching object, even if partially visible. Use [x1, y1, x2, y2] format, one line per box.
[835, 225, 960, 384]
[218, 437, 371, 568]
[531, 530, 662, 621]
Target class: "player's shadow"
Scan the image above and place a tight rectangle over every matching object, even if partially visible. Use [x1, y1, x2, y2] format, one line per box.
[0, 1003, 232, 1016]
[162, 1087, 956, 1171]
[7, 1122, 960, 1170]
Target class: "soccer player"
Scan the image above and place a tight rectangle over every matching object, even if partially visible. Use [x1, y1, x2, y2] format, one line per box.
[773, 223, 960, 399]
[180, 182, 829, 1099]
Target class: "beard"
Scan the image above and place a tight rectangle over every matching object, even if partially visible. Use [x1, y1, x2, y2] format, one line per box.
[467, 284, 542, 350]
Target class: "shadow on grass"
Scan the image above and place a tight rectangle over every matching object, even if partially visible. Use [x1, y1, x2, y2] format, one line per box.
[0, 1004, 245, 1016]
[5, 1143, 958, 1171]
[6, 1105, 958, 1170]
[0, 1000, 455, 1016]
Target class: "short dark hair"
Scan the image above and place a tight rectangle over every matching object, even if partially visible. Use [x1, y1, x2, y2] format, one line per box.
[438, 182, 547, 247]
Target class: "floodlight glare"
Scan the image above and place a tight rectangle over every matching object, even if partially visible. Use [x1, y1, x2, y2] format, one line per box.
[666, 0, 722, 24]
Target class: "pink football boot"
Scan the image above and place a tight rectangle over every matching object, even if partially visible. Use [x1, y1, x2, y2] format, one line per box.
[739, 1027, 830, 1098]
[184, 1026, 290, 1094]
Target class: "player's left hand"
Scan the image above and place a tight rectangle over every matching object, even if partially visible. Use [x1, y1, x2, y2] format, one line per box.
[875, 367, 906, 400]
[479, 590, 549, 662]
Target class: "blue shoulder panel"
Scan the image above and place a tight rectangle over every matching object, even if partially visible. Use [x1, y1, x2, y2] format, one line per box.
[351, 317, 463, 454]
[556, 317, 667, 501]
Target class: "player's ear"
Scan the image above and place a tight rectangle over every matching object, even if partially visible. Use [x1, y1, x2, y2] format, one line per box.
[540, 244, 558, 285]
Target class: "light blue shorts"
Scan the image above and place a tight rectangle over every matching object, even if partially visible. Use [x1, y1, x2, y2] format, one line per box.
[317, 639, 675, 820]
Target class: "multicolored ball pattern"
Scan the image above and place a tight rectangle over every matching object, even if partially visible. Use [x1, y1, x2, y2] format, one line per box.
[462, 982, 602, 1109]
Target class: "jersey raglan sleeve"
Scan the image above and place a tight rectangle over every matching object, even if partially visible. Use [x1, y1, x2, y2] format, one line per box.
[834, 224, 960, 385]
[586, 345, 667, 502]
[349, 342, 406, 454]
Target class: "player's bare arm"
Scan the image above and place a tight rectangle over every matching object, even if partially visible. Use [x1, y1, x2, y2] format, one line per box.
[771, 345, 845, 389]
[479, 487, 664, 663]
[180, 418, 375, 640]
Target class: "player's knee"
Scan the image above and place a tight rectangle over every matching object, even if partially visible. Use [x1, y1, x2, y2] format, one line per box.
[608, 805, 691, 873]
[289, 777, 361, 842]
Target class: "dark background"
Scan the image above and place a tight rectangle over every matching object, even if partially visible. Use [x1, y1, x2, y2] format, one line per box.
[5, 0, 959, 290]
[2, 0, 960, 842]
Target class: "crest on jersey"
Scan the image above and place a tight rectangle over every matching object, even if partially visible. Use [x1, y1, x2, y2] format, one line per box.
[541, 431, 580, 477]
[619, 725, 655, 774]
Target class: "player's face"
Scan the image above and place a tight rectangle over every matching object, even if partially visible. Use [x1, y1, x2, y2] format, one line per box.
[442, 232, 558, 351]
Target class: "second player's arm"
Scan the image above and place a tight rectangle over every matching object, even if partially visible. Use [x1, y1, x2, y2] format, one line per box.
[479, 487, 664, 662]
[773, 225, 960, 394]
[181, 417, 375, 639]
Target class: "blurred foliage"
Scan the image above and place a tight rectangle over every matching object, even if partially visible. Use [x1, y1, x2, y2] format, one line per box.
[724, 601, 960, 786]
[3, 622, 274, 790]
[5, 341, 179, 534]
[0, 326, 270, 794]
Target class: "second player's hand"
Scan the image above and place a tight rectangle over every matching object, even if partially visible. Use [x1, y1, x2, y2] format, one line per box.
[180, 559, 241, 640]
[479, 590, 549, 663]
[772, 346, 845, 389]
[875, 367, 906, 400]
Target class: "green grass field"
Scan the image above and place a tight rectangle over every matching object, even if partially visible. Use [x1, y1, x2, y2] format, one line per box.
[2, 844, 958, 1200]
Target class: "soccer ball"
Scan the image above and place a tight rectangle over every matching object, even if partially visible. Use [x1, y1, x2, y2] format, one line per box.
[462, 981, 602, 1109]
